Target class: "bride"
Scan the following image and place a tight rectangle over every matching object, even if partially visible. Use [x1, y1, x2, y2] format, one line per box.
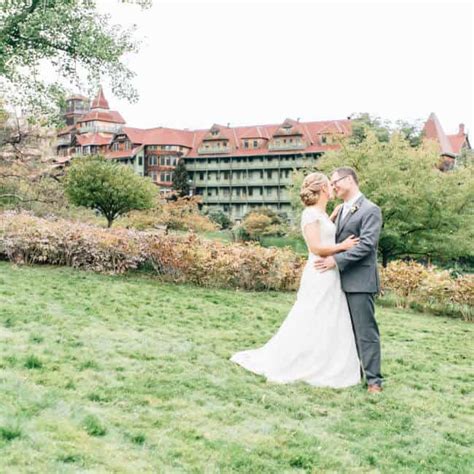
[230, 172, 361, 388]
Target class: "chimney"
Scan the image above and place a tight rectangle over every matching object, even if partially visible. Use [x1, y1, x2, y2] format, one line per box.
[458, 123, 465, 135]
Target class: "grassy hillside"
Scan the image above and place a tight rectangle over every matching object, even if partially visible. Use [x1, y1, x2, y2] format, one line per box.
[0, 263, 472, 472]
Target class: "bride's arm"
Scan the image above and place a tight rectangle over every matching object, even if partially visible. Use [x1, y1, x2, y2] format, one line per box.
[329, 204, 343, 223]
[304, 221, 359, 257]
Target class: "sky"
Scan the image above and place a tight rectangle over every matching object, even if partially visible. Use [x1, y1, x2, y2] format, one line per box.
[93, 0, 473, 135]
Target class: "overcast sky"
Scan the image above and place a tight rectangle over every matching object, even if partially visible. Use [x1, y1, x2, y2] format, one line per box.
[95, 0, 473, 135]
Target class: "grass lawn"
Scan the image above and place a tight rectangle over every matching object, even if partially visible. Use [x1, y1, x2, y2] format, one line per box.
[0, 262, 472, 473]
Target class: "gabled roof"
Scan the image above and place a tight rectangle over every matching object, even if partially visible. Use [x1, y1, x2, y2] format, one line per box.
[272, 118, 304, 137]
[423, 113, 455, 156]
[91, 86, 110, 110]
[105, 147, 142, 159]
[447, 124, 470, 155]
[76, 87, 125, 124]
[202, 124, 231, 141]
[75, 133, 113, 146]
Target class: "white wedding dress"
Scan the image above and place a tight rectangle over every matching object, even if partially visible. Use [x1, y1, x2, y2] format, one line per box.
[230, 207, 361, 388]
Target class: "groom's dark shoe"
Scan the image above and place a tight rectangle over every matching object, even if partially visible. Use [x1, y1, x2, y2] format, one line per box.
[367, 384, 383, 394]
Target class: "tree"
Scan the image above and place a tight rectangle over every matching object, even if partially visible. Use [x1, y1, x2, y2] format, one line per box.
[171, 158, 190, 197]
[65, 155, 156, 227]
[0, 100, 64, 210]
[0, 0, 151, 122]
[239, 207, 286, 241]
[207, 209, 232, 230]
[290, 132, 474, 266]
[349, 113, 423, 147]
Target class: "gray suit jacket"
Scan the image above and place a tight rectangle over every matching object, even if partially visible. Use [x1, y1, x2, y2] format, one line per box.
[333, 195, 382, 293]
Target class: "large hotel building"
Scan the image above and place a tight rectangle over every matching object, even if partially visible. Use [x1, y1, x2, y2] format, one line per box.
[56, 88, 471, 219]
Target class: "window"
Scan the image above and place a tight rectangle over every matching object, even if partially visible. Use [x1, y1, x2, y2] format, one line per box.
[249, 188, 253, 196]
[150, 172, 158, 182]
[112, 142, 119, 151]
[244, 141, 249, 148]
[253, 140, 258, 148]
[149, 156, 158, 166]
[267, 170, 272, 179]
[199, 172, 204, 180]
[125, 141, 131, 150]
[160, 172, 165, 182]
[138, 156, 143, 166]
[266, 188, 272, 196]
[321, 135, 327, 144]
[160, 156, 165, 165]
[165, 156, 171, 166]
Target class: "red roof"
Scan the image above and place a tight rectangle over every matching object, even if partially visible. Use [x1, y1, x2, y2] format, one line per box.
[91, 86, 110, 110]
[423, 113, 454, 156]
[77, 110, 125, 124]
[122, 127, 195, 147]
[76, 133, 113, 146]
[447, 134, 467, 154]
[105, 147, 142, 159]
[184, 119, 352, 157]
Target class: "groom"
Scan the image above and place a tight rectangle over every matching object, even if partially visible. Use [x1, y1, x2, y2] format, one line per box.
[314, 167, 383, 393]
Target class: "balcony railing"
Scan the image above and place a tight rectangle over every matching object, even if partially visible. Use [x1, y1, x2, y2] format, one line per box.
[197, 146, 232, 155]
[186, 159, 309, 171]
[268, 142, 306, 151]
[79, 125, 122, 134]
[192, 177, 293, 187]
[202, 194, 291, 204]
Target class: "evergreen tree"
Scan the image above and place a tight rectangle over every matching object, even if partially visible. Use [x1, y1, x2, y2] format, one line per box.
[172, 158, 190, 197]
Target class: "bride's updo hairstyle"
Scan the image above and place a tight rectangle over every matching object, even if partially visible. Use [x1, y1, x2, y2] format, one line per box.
[300, 172, 328, 206]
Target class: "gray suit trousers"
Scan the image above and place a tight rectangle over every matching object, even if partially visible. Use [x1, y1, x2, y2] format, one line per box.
[346, 293, 383, 387]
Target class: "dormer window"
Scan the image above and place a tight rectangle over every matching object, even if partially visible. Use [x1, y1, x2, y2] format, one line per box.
[253, 140, 258, 147]
[244, 141, 249, 148]
[321, 135, 328, 144]
[210, 124, 220, 136]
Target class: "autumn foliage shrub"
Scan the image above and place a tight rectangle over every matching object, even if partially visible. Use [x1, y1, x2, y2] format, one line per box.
[1, 213, 472, 311]
[0, 212, 147, 274]
[147, 233, 303, 291]
[381, 260, 473, 321]
[0, 212, 303, 291]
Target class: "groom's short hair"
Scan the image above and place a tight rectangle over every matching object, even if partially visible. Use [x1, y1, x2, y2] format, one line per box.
[333, 167, 359, 185]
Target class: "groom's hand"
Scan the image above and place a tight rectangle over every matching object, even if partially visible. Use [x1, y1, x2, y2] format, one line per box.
[314, 256, 336, 272]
